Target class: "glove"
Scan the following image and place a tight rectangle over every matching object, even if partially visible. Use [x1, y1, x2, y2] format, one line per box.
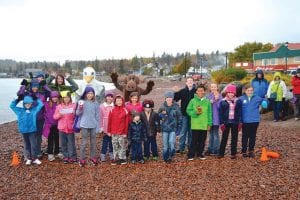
[220, 124, 226, 132]
[20, 79, 28, 86]
[39, 80, 46, 86]
[282, 98, 285, 102]
[16, 95, 24, 103]
[238, 123, 242, 132]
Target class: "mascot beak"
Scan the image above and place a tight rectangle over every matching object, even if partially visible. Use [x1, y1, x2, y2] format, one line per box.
[84, 75, 94, 83]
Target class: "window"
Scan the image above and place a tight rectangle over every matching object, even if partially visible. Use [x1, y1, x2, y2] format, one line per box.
[294, 56, 300, 62]
[262, 59, 269, 66]
[270, 58, 277, 65]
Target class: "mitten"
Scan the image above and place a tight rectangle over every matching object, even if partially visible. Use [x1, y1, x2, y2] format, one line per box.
[220, 124, 226, 132]
[20, 79, 28, 86]
[39, 80, 46, 86]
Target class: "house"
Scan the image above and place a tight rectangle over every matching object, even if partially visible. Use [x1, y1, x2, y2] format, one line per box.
[253, 43, 300, 71]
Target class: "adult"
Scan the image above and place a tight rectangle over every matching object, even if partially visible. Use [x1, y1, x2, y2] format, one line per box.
[267, 72, 287, 122]
[251, 70, 269, 98]
[173, 77, 196, 153]
[46, 72, 79, 94]
[291, 68, 300, 120]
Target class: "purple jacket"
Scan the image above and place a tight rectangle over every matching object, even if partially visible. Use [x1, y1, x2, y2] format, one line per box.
[206, 93, 222, 126]
[42, 101, 58, 138]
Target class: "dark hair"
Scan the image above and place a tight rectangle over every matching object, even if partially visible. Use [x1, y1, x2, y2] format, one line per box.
[196, 83, 206, 91]
[55, 74, 65, 86]
[243, 84, 253, 90]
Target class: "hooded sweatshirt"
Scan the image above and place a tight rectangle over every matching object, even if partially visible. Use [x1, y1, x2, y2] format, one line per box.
[251, 70, 269, 98]
[291, 75, 300, 95]
[107, 96, 130, 135]
[267, 72, 287, 101]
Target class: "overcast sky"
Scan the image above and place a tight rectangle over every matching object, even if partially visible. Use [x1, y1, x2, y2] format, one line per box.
[0, 0, 299, 62]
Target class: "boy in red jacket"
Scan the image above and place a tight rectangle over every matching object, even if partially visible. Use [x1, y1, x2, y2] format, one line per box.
[107, 95, 130, 165]
[291, 68, 300, 120]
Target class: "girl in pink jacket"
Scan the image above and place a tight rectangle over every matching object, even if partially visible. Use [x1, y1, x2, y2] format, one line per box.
[99, 91, 115, 162]
[53, 91, 77, 164]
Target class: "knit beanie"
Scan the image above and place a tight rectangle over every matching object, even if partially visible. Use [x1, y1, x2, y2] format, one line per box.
[30, 79, 39, 89]
[225, 84, 236, 94]
[23, 96, 34, 104]
[164, 91, 174, 99]
[50, 91, 60, 98]
[105, 91, 114, 98]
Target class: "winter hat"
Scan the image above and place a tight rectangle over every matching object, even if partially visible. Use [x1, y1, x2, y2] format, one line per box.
[23, 96, 34, 104]
[256, 69, 263, 75]
[105, 91, 114, 98]
[36, 73, 44, 78]
[164, 91, 174, 99]
[30, 79, 39, 89]
[225, 84, 236, 94]
[50, 91, 60, 98]
[60, 91, 71, 98]
[143, 99, 154, 108]
[81, 86, 95, 99]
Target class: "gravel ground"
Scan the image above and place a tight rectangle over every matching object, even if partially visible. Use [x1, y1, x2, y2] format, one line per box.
[0, 80, 299, 199]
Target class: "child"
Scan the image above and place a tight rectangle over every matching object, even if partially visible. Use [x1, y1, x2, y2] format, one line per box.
[218, 84, 242, 159]
[205, 83, 222, 156]
[53, 91, 77, 164]
[125, 92, 144, 113]
[240, 85, 267, 158]
[99, 91, 115, 162]
[267, 72, 287, 122]
[107, 95, 130, 165]
[140, 99, 160, 161]
[43, 91, 60, 161]
[186, 84, 212, 160]
[128, 112, 147, 164]
[76, 86, 100, 167]
[46, 72, 79, 93]
[291, 68, 300, 120]
[158, 91, 182, 163]
[10, 96, 44, 165]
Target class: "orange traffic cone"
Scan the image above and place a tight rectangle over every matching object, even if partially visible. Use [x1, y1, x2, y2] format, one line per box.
[10, 151, 21, 167]
[260, 147, 269, 161]
[267, 151, 280, 159]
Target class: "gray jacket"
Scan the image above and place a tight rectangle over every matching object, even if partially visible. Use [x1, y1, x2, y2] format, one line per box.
[76, 100, 100, 132]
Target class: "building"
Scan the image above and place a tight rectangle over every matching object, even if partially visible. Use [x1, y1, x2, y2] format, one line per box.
[253, 43, 300, 72]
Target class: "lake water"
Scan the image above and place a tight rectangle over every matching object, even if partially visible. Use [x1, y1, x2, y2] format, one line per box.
[0, 78, 115, 124]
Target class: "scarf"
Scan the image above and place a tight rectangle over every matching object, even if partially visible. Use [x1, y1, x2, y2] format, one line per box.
[225, 96, 238, 120]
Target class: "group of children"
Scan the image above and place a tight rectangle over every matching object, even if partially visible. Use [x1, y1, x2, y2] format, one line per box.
[11, 73, 269, 166]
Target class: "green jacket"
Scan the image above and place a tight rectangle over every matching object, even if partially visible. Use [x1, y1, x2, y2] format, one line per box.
[186, 95, 212, 130]
[46, 75, 79, 93]
[267, 72, 287, 101]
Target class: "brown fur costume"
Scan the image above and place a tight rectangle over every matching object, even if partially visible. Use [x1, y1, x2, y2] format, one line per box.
[110, 73, 154, 102]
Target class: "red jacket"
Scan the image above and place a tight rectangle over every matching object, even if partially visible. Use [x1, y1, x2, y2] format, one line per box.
[107, 96, 130, 136]
[291, 76, 300, 95]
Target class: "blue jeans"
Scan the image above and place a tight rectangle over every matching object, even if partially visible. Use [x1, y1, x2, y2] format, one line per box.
[207, 125, 220, 154]
[101, 134, 113, 154]
[22, 132, 38, 160]
[131, 141, 143, 161]
[273, 101, 282, 121]
[144, 136, 158, 158]
[35, 119, 44, 156]
[162, 131, 175, 161]
[178, 116, 192, 151]
[59, 132, 77, 160]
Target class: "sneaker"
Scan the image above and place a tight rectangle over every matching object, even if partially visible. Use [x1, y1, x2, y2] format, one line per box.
[242, 153, 248, 158]
[295, 117, 299, 121]
[89, 158, 97, 166]
[204, 151, 211, 156]
[143, 156, 149, 161]
[199, 155, 206, 160]
[63, 158, 69, 164]
[248, 152, 255, 158]
[25, 159, 32, 165]
[100, 154, 106, 162]
[139, 160, 145, 164]
[165, 159, 172, 164]
[111, 159, 118, 165]
[68, 158, 77, 164]
[230, 155, 237, 159]
[131, 160, 136, 164]
[37, 154, 42, 159]
[48, 154, 55, 162]
[120, 159, 127, 165]
[273, 119, 278, 122]
[152, 156, 158, 161]
[33, 159, 42, 165]
[79, 159, 85, 167]
[187, 157, 194, 161]
[56, 153, 64, 159]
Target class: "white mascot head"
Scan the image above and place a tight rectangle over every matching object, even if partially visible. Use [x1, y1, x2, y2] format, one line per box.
[83, 66, 96, 83]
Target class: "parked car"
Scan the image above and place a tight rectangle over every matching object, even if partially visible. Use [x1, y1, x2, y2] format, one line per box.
[170, 74, 182, 81]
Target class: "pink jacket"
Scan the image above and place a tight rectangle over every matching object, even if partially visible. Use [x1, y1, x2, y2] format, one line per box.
[53, 103, 76, 134]
[99, 102, 114, 134]
[125, 101, 143, 114]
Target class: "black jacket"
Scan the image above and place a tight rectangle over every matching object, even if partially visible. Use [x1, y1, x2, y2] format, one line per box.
[128, 120, 147, 142]
[140, 110, 161, 137]
[219, 99, 242, 125]
[174, 85, 196, 116]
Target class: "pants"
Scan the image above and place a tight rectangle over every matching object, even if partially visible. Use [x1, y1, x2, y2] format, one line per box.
[242, 123, 259, 153]
[35, 119, 44, 156]
[219, 124, 238, 156]
[47, 125, 59, 155]
[112, 135, 127, 160]
[131, 141, 143, 161]
[101, 134, 113, 154]
[272, 101, 282, 121]
[281, 99, 289, 119]
[188, 130, 207, 158]
[59, 132, 77, 159]
[80, 128, 97, 160]
[293, 94, 300, 117]
[22, 132, 38, 160]
[178, 116, 192, 151]
[207, 125, 220, 154]
[144, 136, 158, 158]
[162, 131, 175, 161]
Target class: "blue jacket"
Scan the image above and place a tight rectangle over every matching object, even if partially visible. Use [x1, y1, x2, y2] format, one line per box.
[240, 95, 263, 123]
[128, 120, 147, 142]
[251, 78, 269, 98]
[219, 98, 242, 125]
[10, 99, 44, 134]
[158, 101, 182, 133]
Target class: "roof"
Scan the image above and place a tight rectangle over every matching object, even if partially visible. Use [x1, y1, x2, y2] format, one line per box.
[253, 43, 300, 60]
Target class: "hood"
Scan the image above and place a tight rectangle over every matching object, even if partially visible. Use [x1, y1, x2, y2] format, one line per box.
[255, 70, 264, 79]
[273, 72, 282, 80]
[114, 95, 125, 107]
[80, 86, 95, 100]
[23, 96, 34, 105]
